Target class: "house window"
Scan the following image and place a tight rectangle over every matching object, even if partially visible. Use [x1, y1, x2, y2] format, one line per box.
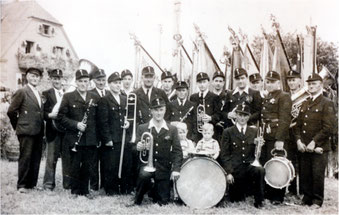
[43, 24, 50, 35]
[53, 46, 64, 57]
[25, 41, 34, 54]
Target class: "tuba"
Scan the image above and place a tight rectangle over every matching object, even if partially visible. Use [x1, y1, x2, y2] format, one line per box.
[197, 98, 206, 133]
[139, 132, 156, 172]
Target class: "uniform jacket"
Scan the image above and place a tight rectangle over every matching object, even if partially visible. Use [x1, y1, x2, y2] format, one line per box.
[222, 88, 262, 127]
[261, 90, 292, 142]
[97, 92, 130, 144]
[7, 85, 44, 136]
[135, 122, 183, 180]
[168, 98, 196, 139]
[133, 87, 170, 124]
[190, 91, 221, 125]
[57, 90, 99, 148]
[294, 95, 335, 152]
[89, 88, 110, 98]
[42, 88, 62, 142]
[219, 125, 257, 177]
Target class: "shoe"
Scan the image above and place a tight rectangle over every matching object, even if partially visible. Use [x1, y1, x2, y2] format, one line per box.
[18, 188, 28, 193]
[254, 201, 263, 208]
[125, 201, 140, 207]
[85, 193, 94, 200]
[271, 200, 282, 205]
[310, 204, 321, 209]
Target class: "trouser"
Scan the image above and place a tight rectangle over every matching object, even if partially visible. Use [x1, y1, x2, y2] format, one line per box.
[43, 134, 62, 189]
[90, 148, 99, 190]
[229, 165, 265, 203]
[61, 139, 72, 189]
[70, 146, 96, 195]
[135, 167, 171, 205]
[261, 139, 286, 202]
[17, 134, 43, 189]
[102, 142, 133, 195]
[287, 139, 298, 195]
[299, 151, 328, 206]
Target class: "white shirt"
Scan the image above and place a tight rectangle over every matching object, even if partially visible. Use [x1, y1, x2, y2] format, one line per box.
[142, 86, 153, 101]
[148, 119, 168, 133]
[54, 88, 63, 102]
[28, 83, 41, 107]
[199, 90, 209, 98]
[236, 123, 247, 134]
[96, 88, 105, 97]
[177, 97, 187, 106]
[111, 92, 120, 105]
[311, 91, 322, 101]
[233, 86, 249, 96]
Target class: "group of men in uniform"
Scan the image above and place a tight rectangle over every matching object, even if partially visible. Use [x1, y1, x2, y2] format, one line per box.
[7, 64, 337, 208]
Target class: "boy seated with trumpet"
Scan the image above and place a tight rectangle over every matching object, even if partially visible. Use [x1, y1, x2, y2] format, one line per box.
[131, 97, 183, 206]
[220, 103, 265, 208]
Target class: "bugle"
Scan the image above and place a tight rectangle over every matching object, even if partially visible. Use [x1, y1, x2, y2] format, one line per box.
[118, 93, 137, 178]
[139, 132, 156, 172]
[251, 123, 265, 167]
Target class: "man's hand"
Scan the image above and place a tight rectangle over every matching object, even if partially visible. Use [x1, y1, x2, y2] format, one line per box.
[274, 141, 284, 150]
[77, 122, 86, 132]
[306, 140, 316, 153]
[48, 112, 58, 119]
[226, 174, 234, 184]
[136, 141, 145, 151]
[297, 139, 306, 153]
[202, 114, 212, 122]
[171, 171, 180, 181]
[122, 120, 130, 129]
[314, 147, 323, 154]
[228, 111, 237, 120]
[105, 141, 113, 147]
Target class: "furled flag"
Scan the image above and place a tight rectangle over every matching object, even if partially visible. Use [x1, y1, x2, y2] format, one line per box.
[259, 29, 273, 84]
[303, 25, 318, 83]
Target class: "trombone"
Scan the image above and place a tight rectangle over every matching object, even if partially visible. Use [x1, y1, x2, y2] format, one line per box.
[139, 132, 156, 172]
[118, 93, 137, 178]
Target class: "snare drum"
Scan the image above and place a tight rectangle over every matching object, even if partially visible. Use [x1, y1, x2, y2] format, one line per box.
[264, 149, 295, 189]
[176, 157, 227, 209]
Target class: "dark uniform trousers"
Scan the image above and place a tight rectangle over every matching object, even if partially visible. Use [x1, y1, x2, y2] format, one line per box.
[97, 93, 133, 194]
[42, 88, 70, 190]
[57, 90, 99, 195]
[294, 95, 335, 206]
[286, 128, 298, 195]
[134, 123, 183, 205]
[220, 126, 265, 204]
[260, 90, 292, 203]
[7, 86, 44, 190]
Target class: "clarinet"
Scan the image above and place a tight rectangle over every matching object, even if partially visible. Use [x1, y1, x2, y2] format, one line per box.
[180, 106, 194, 122]
[71, 99, 93, 152]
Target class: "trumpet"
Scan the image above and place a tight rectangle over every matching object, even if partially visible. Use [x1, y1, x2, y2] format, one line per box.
[139, 132, 156, 172]
[118, 93, 137, 178]
[71, 99, 93, 152]
[251, 123, 265, 167]
[197, 98, 206, 133]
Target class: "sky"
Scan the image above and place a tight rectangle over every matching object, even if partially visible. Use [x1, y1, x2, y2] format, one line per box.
[31, 0, 339, 75]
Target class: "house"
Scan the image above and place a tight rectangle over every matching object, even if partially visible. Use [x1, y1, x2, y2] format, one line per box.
[1, 0, 79, 90]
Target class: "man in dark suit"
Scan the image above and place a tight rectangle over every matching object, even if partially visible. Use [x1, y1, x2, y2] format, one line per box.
[294, 73, 336, 208]
[42, 69, 71, 190]
[7, 67, 44, 193]
[132, 97, 183, 206]
[190, 72, 221, 142]
[57, 69, 99, 197]
[97, 72, 133, 195]
[89, 68, 108, 191]
[168, 81, 196, 140]
[133, 66, 169, 125]
[220, 104, 265, 208]
[161, 71, 177, 102]
[260, 71, 292, 204]
[222, 68, 262, 129]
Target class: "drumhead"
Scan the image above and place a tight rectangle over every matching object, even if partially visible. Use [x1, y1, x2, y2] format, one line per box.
[176, 157, 226, 209]
[264, 158, 292, 189]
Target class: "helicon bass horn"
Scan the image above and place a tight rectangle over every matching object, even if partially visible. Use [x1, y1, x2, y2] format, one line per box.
[139, 132, 156, 172]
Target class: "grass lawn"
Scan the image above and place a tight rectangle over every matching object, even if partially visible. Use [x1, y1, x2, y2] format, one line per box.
[1, 158, 338, 214]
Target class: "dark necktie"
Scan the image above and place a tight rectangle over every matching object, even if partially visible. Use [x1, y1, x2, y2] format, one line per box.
[101, 90, 105, 97]
[241, 127, 244, 135]
[146, 89, 150, 102]
[180, 99, 184, 106]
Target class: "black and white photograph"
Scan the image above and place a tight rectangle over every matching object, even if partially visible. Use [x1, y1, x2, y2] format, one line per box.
[0, 0, 338, 214]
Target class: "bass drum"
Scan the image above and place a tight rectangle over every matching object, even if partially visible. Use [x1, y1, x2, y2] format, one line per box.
[264, 149, 295, 189]
[176, 157, 227, 209]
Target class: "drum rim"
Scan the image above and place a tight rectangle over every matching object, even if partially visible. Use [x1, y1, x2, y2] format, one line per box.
[176, 156, 227, 209]
[264, 157, 293, 189]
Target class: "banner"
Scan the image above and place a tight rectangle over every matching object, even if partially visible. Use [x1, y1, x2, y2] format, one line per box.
[303, 26, 318, 83]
